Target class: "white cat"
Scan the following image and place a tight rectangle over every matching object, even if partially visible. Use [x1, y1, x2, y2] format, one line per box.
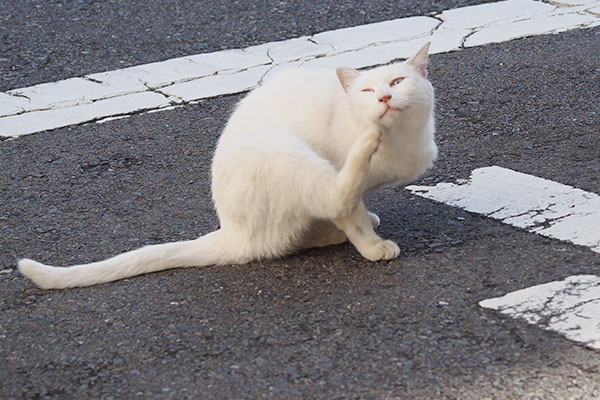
[18, 42, 437, 289]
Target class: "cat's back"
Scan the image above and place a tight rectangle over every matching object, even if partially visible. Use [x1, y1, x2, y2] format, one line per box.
[255, 67, 340, 99]
[221, 68, 345, 142]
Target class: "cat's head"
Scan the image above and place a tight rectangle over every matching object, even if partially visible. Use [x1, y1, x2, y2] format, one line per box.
[336, 42, 434, 128]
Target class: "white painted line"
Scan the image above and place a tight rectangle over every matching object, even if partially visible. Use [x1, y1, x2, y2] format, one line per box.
[6, 77, 128, 113]
[87, 47, 273, 92]
[438, 0, 555, 30]
[480, 275, 600, 350]
[407, 166, 600, 254]
[161, 65, 272, 102]
[0, 92, 170, 137]
[0, 92, 29, 116]
[465, 11, 599, 46]
[1, 0, 600, 137]
[96, 115, 131, 124]
[311, 16, 440, 53]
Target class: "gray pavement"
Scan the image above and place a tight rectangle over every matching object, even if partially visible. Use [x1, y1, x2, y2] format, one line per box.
[0, 0, 497, 92]
[1, 4, 600, 400]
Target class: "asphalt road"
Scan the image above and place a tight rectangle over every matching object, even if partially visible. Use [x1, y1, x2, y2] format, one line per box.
[0, 0, 497, 92]
[2, 1, 600, 399]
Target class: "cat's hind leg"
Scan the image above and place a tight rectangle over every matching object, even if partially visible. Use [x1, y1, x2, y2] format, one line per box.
[333, 128, 381, 218]
[301, 220, 348, 249]
[294, 127, 382, 221]
[300, 212, 379, 250]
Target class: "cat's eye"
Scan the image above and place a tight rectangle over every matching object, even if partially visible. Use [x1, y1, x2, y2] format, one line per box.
[361, 88, 375, 93]
[390, 77, 405, 87]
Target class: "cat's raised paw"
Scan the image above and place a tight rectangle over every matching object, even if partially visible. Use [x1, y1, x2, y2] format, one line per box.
[355, 128, 382, 159]
[361, 239, 400, 261]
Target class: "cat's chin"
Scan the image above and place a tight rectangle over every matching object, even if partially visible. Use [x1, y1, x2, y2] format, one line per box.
[374, 106, 412, 128]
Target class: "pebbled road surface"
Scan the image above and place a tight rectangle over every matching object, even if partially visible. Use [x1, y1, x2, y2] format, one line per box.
[1, 9, 600, 400]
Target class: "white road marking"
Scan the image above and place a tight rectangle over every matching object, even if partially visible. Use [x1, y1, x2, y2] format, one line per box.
[407, 166, 600, 254]
[480, 275, 600, 350]
[0, 92, 170, 135]
[1, 0, 600, 137]
[408, 166, 600, 349]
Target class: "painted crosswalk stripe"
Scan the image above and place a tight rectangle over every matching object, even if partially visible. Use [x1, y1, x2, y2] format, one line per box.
[407, 167, 600, 349]
[480, 275, 600, 350]
[406, 166, 600, 254]
[2, 0, 600, 137]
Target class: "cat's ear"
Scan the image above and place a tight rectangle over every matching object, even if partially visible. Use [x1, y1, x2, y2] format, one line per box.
[336, 67, 360, 93]
[406, 42, 430, 78]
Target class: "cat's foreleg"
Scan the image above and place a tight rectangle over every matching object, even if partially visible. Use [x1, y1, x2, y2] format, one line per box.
[334, 202, 400, 261]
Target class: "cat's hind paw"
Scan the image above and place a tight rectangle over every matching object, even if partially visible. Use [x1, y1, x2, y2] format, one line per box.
[361, 240, 400, 261]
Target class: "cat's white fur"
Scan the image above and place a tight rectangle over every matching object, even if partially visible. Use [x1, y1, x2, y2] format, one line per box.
[18, 43, 437, 289]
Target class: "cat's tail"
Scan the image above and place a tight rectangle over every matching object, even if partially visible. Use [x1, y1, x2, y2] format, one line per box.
[18, 230, 236, 289]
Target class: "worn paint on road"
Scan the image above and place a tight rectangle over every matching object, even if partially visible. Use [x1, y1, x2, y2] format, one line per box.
[407, 166, 600, 254]
[1, 0, 599, 137]
[480, 275, 600, 350]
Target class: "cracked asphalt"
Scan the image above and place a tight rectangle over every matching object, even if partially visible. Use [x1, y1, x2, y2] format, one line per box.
[1, 1, 600, 399]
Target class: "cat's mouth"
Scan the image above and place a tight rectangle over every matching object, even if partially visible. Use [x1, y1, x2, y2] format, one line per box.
[379, 105, 409, 119]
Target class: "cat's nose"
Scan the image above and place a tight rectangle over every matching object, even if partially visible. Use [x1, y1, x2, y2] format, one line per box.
[378, 94, 391, 103]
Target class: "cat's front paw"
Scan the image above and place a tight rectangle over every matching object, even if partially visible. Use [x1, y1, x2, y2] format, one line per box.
[356, 128, 382, 159]
[360, 239, 400, 261]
